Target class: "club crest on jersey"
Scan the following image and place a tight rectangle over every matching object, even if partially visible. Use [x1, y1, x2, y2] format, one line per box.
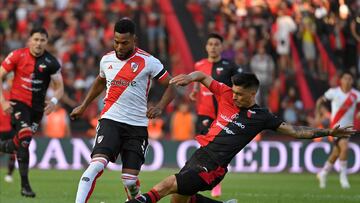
[131, 62, 139, 72]
[247, 110, 256, 118]
[97, 135, 104, 143]
[39, 64, 47, 72]
[216, 67, 223, 75]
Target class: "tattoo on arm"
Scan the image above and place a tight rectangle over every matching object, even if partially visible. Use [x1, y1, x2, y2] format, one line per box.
[292, 125, 330, 139]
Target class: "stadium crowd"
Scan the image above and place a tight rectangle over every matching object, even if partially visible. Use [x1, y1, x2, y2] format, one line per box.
[1, 0, 359, 139]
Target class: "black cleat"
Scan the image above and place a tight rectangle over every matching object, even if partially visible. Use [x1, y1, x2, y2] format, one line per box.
[21, 186, 36, 198]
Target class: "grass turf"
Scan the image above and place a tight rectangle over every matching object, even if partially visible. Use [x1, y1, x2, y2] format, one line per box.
[0, 168, 359, 203]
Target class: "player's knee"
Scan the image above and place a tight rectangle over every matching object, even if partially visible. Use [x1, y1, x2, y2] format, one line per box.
[18, 128, 33, 149]
[88, 157, 108, 173]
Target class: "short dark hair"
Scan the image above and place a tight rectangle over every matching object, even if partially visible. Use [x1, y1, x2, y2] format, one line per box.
[114, 18, 136, 34]
[207, 33, 223, 43]
[30, 27, 48, 38]
[339, 71, 353, 79]
[231, 72, 260, 91]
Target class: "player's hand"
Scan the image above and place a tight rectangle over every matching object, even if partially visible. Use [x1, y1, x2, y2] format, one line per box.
[70, 105, 86, 120]
[146, 106, 162, 119]
[1, 100, 15, 114]
[189, 90, 197, 102]
[330, 125, 357, 138]
[169, 74, 192, 86]
[44, 100, 56, 115]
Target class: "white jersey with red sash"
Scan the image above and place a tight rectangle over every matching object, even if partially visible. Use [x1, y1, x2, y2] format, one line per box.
[99, 48, 168, 126]
[324, 87, 360, 128]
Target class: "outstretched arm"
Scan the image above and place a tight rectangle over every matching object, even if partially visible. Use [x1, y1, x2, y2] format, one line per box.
[169, 71, 213, 88]
[70, 76, 106, 119]
[276, 122, 355, 139]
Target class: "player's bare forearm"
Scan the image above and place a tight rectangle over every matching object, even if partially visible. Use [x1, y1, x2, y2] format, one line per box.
[276, 122, 331, 139]
[157, 84, 176, 110]
[50, 72, 64, 101]
[81, 76, 106, 108]
[170, 71, 213, 89]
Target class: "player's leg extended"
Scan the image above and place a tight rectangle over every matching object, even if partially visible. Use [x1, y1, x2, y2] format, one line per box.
[317, 142, 339, 188]
[75, 155, 108, 203]
[125, 175, 177, 203]
[338, 138, 350, 188]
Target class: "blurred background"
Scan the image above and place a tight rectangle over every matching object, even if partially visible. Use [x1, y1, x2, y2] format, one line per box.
[0, 0, 360, 172]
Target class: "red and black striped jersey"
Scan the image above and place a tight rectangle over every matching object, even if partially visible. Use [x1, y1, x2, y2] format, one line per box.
[2, 48, 61, 111]
[197, 80, 283, 166]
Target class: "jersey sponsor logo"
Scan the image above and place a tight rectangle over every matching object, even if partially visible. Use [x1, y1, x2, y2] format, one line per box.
[97, 135, 104, 143]
[221, 113, 245, 129]
[131, 62, 139, 72]
[215, 121, 235, 135]
[216, 67, 223, 75]
[109, 79, 137, 87]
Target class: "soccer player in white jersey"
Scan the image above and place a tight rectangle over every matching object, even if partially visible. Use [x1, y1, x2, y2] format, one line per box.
[70, 18, 175, 203]
[316, 71, 360, 189]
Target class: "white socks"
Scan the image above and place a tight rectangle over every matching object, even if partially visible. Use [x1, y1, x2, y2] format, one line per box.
[321, 161, 333, 175]
[122, 173, 140, 199]
[75, 157, 108, 203]
[339, 160, 347, 174]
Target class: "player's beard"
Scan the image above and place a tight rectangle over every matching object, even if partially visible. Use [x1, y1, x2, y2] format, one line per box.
[116, 49, 134, 60]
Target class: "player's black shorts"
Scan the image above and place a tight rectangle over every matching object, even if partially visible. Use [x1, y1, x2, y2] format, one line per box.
[175, 147, 227, 196]
[195, 115, 214, 135]
[0, 129, 16, 141]
[92, 118, 149, 170]
[11, 100, 43, 133]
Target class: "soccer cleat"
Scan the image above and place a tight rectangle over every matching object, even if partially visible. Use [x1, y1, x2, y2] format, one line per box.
[4, 174, 13, 183]
[21, 186, 36, 198]
[340, 173, 350, 189]
[211, 184, 222, 197]
[317, 172, 327, 189]
[223, 199, 238, 203]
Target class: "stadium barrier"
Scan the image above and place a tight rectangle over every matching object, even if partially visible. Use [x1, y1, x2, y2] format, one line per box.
[0, 138, 359, 173]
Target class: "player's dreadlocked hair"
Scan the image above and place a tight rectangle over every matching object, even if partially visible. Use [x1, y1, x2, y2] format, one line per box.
[114, 18, 136, 35]
[231, 72, 259, 91]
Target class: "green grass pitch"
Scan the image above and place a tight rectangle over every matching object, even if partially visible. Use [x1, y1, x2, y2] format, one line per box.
[0, 168, 359, 203]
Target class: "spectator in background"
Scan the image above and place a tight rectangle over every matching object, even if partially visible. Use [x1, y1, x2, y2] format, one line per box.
[42, 103, 71, 139]
[300, 16, 318, 78]
[148, 118, 165, 140]
[281, 86, 304, 125]
[170, 102, 195, 141]
[273, 3, 297, 72]
[250, 42, 275, 107]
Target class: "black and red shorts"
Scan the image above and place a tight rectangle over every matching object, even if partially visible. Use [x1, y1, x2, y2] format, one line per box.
[11, 100, 43, 134]
[175, 147, 227, 196]
[92, 118, 148, 170]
